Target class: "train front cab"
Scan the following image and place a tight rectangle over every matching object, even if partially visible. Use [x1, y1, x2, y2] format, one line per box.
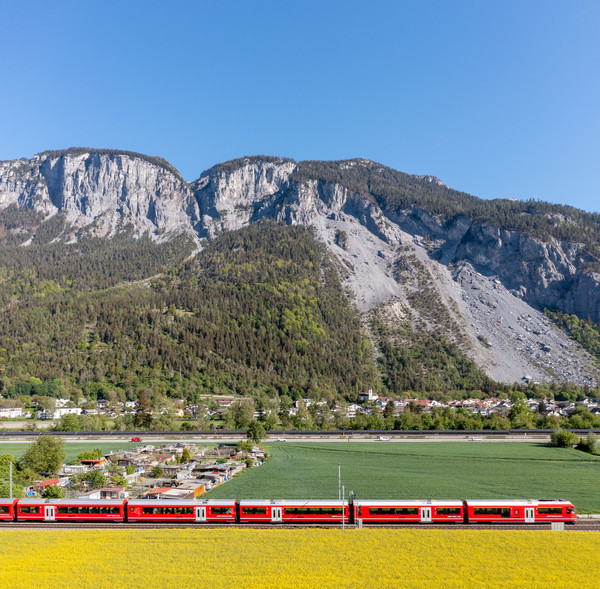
[353, 500, 464, 524]
[464, 500, 577, 524]
[0, 499, 19, 521]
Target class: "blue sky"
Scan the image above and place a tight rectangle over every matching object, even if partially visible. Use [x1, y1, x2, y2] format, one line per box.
[1, 1, 598, 212]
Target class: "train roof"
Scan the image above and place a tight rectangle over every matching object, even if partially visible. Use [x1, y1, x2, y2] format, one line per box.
[0, 498, 18, 504]
[127, 499, 235, 507]
[354, 500, 463, 507]
[17, 499, 127, 506]
[464, 499, 572, 507]
[239, 500, 346, 507]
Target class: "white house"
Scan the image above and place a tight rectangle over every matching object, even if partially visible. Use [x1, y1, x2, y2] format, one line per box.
[0, 407, 23, 419]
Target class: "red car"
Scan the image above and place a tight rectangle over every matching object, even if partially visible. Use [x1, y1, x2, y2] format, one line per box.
[239, 500, 349, 523]
[16, 499, 127, 522]
[353, 499, 464, 524]
[126, 499, 236, 523]
[131, 437, 142, 442]
[463, 499, 577, 524]
[0, 499, 19, 521]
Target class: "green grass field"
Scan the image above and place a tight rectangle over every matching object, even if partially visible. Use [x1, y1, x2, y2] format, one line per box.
[0, 441, 153, 462]
[205, 442, 600, 512]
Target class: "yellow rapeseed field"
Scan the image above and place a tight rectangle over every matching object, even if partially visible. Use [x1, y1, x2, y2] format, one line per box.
[0, 529, 598, 588]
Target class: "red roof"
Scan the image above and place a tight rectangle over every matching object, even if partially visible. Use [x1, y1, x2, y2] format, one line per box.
[37, 479, 59, 487]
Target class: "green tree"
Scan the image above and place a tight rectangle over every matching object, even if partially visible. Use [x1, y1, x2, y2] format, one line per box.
[76, 448, 104, 462]
[21, 435, 65, 475]
[247, 420, 265, 443]
[83, 470, 107, 489]
[54, 413, 80, 431]
[134, 390, 153, 429]
[551, 429, 578, 448]
[181, 447, 191, 463]
[42, 484, 64, 498]
[151, 465, 164, 478]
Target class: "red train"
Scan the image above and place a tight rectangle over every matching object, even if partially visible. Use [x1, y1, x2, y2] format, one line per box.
[0, 497, 577, 525]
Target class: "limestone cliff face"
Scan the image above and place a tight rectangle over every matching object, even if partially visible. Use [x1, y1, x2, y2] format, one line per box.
[0, 151, 199, 241]
[453, 223, 600, 321]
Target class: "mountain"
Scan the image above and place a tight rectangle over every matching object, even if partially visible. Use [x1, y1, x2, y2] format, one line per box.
[1, 148, 599, 399]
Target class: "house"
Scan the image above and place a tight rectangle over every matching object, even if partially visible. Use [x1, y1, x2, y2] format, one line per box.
[144, 487, 179, 499]
[80, 458, 109, 469]
[31, 479, 60, 495]
[99, 486, 127, 499]
[0, 407, 23, 419]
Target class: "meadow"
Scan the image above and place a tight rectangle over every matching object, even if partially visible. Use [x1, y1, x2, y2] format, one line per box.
[0, 528, 598, 588]
[0, 441, 149, 462]
[207, 442, 600, 512]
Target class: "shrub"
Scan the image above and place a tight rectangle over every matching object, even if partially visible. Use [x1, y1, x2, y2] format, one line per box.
[551, 429, 579, 448]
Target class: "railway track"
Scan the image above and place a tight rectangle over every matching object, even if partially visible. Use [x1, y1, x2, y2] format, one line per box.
[0, 520, 598, 531]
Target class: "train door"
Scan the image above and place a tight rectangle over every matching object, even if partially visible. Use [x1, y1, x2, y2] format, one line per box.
[421, 507, 432, 523]
[524, 508, 535, 523]
[195, 506, 206, 522]
[44, 506, 56, 522]
[271, 507, 282, 523]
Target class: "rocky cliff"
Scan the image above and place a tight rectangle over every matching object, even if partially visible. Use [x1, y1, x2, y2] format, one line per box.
[1, 150, 599, 386]
[0, 149, 199, 241]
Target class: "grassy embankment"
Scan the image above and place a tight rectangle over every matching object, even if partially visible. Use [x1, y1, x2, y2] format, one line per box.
[0, 529, 598, 588]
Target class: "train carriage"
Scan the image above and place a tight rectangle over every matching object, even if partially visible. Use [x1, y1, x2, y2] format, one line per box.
[464, 499, 577, 524]
[15, 499, 126, 522]
[239, 500, 349, 523]
[126, 499, 236, 523]
[353, 500, 464, 524]
[0, 499, 19, 521]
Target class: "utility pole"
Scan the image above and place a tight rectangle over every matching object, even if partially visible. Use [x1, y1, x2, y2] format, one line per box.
[9, 462, 12, 499]
[338, 463, 341, 500]
[342, 484, 345, 531]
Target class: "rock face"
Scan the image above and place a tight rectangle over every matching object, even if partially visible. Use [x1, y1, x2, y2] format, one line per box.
[1, 150, 599, 385]
[0, 151, 199, 241]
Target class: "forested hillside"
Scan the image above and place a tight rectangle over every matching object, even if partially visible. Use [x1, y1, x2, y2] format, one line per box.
[0, 222, 378, 402]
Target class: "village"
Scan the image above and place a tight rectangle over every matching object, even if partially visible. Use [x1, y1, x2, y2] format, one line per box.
[27, 442, 266, 502]
[1, 388, 600, 429]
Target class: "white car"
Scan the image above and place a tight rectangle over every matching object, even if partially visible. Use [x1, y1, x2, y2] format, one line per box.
[378, 436, 390, 441]
[277, 437, 287, 442]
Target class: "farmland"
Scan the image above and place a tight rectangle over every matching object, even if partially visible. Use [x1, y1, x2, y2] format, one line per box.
[0, 528, 598, 588]
[207, 442, 600, 512]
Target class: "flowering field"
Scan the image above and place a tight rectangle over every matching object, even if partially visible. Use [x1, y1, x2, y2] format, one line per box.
[1, 528, 598, 588]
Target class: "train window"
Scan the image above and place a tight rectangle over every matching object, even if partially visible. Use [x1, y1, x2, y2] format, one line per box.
[212, 507, 233, 515]
[567, 506, 576, 514]
[111, 507, 119, 514]
[369, 508, 419, 516]
[19, 506, 39, 514]
[57, 506, 69, 514]
[242, 507, 267, 515]
[515, 510, 519, 515]
[0, 506, 10, 513]
[286, 507, 341, 515]
[473, 508, 511, 517]
[436, 508, 461, 515]
[538, 507, 562, 515]
[69, 506, 79, 514]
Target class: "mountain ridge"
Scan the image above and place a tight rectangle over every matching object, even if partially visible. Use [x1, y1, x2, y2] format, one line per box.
[1, 148, 599, 391]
